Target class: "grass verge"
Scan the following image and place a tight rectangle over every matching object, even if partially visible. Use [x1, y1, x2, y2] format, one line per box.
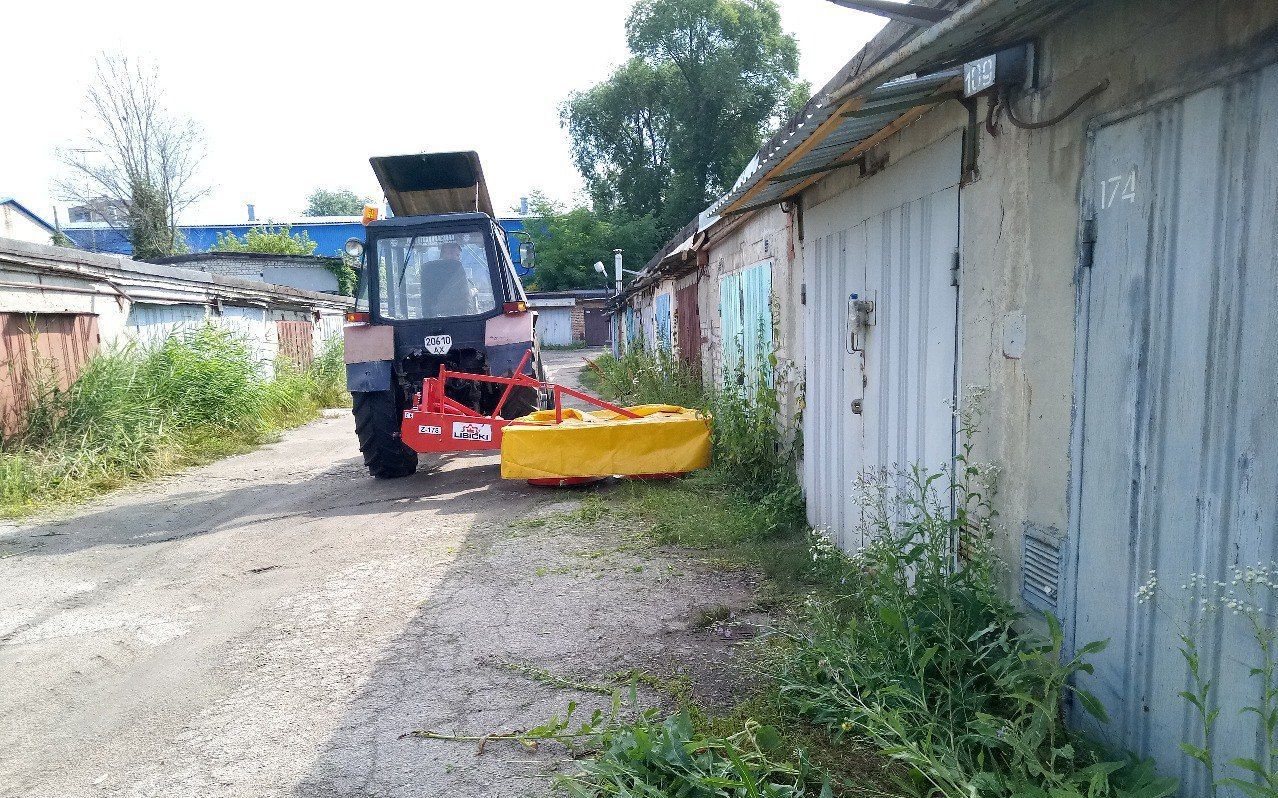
[0, 326, 348, 518]
[553, 349, 1177, 797]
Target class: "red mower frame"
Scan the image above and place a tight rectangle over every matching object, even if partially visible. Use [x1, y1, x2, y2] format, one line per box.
[399, 349, 638, 455]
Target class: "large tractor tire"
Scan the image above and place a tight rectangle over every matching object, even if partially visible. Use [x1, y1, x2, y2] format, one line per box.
[499, 386, 542, 420]
[351, 390, 418, 478]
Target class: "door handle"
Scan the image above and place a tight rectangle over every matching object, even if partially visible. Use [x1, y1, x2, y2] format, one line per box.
[851, 398, 863, 415]
[847, 294, 875, 354]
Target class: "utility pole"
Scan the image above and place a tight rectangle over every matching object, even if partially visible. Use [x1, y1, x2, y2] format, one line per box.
[613, 249, 624, 296]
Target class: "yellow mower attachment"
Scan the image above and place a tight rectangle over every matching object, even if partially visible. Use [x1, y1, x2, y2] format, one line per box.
[500, 405, 711, 481]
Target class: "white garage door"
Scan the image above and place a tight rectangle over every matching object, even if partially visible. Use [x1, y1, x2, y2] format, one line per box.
[536, 307, 574, 346]
[803, 132, 961, 551]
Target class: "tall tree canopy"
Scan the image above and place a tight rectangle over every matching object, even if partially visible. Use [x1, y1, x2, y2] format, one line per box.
[523, 193, 662, 292]
[563, 0, 804, 234]
[303, 188, 370, 217]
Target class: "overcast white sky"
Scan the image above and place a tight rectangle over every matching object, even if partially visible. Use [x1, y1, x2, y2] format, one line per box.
[1, 1, 885, 225]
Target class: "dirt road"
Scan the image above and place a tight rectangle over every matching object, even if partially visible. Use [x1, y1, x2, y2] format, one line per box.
[0, 349, 757, 798]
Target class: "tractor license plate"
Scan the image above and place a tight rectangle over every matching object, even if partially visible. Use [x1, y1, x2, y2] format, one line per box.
[423, 334, 452, 355]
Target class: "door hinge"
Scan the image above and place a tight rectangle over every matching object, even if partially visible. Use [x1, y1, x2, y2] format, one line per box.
[950, 250, 961, 287]
[801, 282, 807, 305]
[1081, 218, 1097, 270]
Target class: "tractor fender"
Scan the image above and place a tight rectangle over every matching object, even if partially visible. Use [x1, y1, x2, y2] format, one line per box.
[486, 342, 536, 378]
[346, 360, 393, 392]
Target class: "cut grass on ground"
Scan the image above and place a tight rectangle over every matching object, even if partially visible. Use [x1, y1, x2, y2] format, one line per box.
[541, 474, 899, 796]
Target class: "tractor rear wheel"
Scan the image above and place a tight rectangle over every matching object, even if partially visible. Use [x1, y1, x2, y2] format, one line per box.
[351, 390, 418, 478]
[499, 386, 543, 420]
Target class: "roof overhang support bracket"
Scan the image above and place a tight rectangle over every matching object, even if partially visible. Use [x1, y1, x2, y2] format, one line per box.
[825, 0, 948, 26]
[770, 160, 860, 184]
[722, 193, 803, 218]
[841, 91, 960, 118]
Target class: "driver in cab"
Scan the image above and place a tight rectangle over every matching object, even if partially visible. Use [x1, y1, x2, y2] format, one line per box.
[419, 241, 476, 318]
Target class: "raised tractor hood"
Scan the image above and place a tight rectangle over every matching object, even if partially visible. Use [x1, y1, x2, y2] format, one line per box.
[369, 150, 495, 218]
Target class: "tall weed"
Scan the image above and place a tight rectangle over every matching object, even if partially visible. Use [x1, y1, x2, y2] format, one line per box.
[773, 407, 1175, 798]
[586, 345, 804, 535]
[1, 326, 347, 517]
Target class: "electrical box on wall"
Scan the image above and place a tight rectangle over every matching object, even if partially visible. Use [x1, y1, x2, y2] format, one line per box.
[963, 42, 1036, 96]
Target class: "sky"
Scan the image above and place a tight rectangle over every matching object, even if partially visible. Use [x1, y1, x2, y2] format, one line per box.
[0, 1, 886, 226]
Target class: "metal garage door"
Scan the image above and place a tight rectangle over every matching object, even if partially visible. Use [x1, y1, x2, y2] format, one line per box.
[0, 313, 99, 439]
[536, 307, 573, 346]
[583, 305, 610, 346]
[1070, 61, 1278, 795]
[803, 133, 960, 551]
[655, 293, 672, 350]
[719, 261, 773, 386]
[675, 282, 702, 371]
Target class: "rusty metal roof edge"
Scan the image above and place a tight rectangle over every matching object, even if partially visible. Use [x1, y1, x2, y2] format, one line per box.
[0, 237, 352, 309]
[714, 0, 1088, 217]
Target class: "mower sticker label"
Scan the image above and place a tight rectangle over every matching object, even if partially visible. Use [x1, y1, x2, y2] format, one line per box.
[451, 421, 493, 442]
[423, 334, 453, 355]
[417, 424, 442, 436]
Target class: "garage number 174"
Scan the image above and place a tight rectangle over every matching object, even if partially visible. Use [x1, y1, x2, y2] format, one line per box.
[1099, 169, 1137, 211]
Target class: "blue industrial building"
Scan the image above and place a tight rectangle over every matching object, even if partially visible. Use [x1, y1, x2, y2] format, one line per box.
[63, 216, 535, 277]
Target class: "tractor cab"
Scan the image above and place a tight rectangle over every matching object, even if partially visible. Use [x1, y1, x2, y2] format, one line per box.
[344, 151, 543, 478]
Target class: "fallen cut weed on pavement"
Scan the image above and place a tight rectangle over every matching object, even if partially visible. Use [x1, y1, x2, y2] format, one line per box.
[0, 326, 347, 518]
[540, 350, 1180, 797]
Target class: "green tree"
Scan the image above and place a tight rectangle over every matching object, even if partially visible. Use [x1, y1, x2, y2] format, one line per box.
[523, 192, 662, 292]
[303, 188, 369, 216]
[563, 0, 804, 234]
[210, 225, 318, 255]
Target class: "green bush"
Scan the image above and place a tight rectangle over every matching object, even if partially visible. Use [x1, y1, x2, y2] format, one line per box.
[1, 327, 347, 517]
[585, 346, 708, 408]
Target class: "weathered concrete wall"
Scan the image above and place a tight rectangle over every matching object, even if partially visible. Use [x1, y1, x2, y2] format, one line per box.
[958, 0, 1278, 599]
[701, 203, 804, 424]
[788, 0, 1278, 605]
[0, 239, 349, 378]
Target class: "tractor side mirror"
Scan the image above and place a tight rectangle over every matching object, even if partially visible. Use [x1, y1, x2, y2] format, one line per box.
[344, 237, 365, 265]
[519, 241, 534, 270]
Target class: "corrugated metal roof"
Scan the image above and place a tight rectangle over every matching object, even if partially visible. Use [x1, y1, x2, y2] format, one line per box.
[0, 237, 352, 310]
[715, 0, 1092, 217]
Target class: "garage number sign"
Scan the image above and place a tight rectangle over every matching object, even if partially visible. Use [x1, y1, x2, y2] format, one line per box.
[964, 55, 997, 97]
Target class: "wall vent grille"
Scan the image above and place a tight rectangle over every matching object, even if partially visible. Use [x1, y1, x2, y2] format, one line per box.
[1022, 528, 1062, 613]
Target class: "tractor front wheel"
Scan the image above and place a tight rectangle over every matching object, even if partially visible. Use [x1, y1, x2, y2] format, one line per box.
[351, 390, 418, 479]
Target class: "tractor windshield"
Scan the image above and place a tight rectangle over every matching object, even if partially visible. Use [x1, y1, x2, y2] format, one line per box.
[375, 230, 496, 320]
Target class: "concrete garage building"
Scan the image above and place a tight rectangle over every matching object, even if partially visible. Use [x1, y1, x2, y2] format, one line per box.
[0, 237, 350, 438]
[614, 1, 1278, 789]
[528, 290, 611, 347]
[148, 251, 344, 294]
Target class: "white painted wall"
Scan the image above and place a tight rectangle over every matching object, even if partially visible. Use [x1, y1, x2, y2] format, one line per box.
[0, 206, 53, 245]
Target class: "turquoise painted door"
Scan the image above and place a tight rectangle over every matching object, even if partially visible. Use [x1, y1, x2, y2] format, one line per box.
[719, 261, 773, 386]
[655, 293, 672, 350]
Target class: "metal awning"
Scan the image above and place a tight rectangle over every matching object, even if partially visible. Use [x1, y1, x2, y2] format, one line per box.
[369, 151, 496, 218]
[715, 0, 1090, 217]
